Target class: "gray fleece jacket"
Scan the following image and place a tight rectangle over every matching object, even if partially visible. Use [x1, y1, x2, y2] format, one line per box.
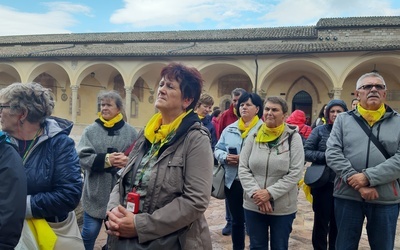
[239, 124, 304, 215]
[326, 107, 400, 204]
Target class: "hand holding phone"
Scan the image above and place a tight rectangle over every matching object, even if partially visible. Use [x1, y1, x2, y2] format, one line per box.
[228, 147, 238, 155]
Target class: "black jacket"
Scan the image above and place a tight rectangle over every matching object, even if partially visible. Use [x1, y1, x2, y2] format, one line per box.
[304, 124, 335, 182]
[0, 134, 27, 249]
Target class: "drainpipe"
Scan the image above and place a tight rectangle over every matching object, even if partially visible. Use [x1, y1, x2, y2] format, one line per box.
[254, 55, 259, 94]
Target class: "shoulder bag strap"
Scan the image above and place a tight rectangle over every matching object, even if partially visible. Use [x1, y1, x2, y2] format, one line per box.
[351, 112, 390, 159]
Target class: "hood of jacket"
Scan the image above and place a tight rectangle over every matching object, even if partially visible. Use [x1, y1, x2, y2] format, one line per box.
[286, 110, 306, 126]
[325, 99, 348, 124]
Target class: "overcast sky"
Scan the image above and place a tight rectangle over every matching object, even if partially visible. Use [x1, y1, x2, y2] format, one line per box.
[1, 0, 400, 36]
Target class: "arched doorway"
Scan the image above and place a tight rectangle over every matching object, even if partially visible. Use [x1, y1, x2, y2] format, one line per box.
[292, 91, 313, 125]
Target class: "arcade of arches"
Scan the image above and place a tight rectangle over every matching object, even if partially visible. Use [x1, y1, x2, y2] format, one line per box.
[1, 52, 400, 129]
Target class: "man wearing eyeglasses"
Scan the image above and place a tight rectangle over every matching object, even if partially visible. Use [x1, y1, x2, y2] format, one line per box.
[326, 72, 400, 250]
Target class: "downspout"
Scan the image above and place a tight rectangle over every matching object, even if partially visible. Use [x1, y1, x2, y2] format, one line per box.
[254, 55, 259, 94]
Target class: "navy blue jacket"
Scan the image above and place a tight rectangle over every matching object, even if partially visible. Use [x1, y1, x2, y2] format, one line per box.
[0, 133, 27, 249]
[201, 115, 217, 151]
[9, 117, 82, 221]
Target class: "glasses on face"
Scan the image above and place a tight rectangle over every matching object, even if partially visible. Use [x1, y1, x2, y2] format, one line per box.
[358, 84, 386, 91]
[0, 105, 11, 112]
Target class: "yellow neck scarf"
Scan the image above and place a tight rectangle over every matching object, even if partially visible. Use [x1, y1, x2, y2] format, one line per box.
[198, 114, 205, 120]
[144, 110, 191, 146]
[256, 122, 285, 143]
[238, 116, 259, 138]
[233, 107, 238, 117]
[357, 103, 385, 126]
[97, 112, 123, 128]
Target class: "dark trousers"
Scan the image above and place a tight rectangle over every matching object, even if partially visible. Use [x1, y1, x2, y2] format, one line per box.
[244, 209, 295, 250]
[225, 197, 232, 223]
[334, 197, 399, 250]
[225, 180, 245, 250]
[311, 182, 337, 250]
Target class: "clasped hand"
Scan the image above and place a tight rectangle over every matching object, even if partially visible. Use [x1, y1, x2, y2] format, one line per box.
[109, 153, 128, 168]
[252, 189, 273, 213]
[348, 173, 369, 190]
[105, 205, 137, 238]
[358, 187, 379, 200]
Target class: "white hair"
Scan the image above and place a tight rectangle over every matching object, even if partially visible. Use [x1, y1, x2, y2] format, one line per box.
[356, 72, 386, 90]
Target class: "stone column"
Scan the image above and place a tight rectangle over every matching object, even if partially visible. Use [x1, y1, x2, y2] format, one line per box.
[71, 85, 79, 123]
[333, 87, 342, 99]
[124, 86, 133, 124]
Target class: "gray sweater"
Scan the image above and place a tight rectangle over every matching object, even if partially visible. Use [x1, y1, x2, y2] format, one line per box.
[77, 120, 137, 219]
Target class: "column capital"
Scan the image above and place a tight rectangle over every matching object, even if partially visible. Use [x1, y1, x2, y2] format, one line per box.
[71, 85, 79, 91]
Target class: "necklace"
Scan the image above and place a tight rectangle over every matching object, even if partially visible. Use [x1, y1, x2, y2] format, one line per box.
[22, 128, 42, 161]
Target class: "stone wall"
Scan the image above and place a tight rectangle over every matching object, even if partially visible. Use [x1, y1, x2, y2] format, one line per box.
[318, 27, 400, 41]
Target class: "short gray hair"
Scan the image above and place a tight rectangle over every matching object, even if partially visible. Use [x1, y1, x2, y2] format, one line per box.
[356, 72, 386, 90]
[97, 90, 124, 109]
[265, 96, 288, 114]
[231, 88, 246, 97]
[0, 82, 54, 124]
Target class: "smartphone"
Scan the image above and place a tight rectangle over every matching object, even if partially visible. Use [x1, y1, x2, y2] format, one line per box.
[228, 147, 238, 155]
[107, 147, 118, 153]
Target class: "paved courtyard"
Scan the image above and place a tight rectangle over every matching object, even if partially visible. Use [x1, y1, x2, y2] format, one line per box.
[93, 189, 400, 249]
[69, 125, 400, 250]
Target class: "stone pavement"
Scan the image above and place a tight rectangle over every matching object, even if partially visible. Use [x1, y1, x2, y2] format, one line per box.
[69, 126, 400, 249]
[93, 188, 400, 249]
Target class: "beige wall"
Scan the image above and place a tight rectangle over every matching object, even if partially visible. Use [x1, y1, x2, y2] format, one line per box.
[1, 51, 400, 129]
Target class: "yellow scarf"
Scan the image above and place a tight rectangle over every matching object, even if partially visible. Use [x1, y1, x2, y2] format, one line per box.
[321, 117, 326, 124]
[198, 114, 205, 120]
[144, 110, 191, 155]
[357, 103, 385, 126]
[97, 112, 123, 128]
[233, 107, 238, 117]
[238, 116, 259, 138]
[255, 122, 285, 143]
[27, 218, 57, 250]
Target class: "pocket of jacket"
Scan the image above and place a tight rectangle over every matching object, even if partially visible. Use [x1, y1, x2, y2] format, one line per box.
[165, 156, 185, 191]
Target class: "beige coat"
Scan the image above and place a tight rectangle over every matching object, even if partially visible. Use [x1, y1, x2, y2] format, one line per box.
[239, 124, 304, 215]
[107, 122, 213, 249]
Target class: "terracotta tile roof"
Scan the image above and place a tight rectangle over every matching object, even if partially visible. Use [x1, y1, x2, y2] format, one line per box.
[0, 16, 398, 58]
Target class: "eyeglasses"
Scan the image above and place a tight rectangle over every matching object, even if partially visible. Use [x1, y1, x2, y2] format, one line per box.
[358, 84, 386, 90]
[0, 105, 11, 112]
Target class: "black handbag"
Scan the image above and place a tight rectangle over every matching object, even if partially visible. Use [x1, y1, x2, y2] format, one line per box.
[304, 163, 330, 188]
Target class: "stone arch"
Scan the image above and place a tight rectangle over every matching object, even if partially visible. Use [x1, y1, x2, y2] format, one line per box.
[288, 76, 321, 104]
[338, 52, 400, 107]
[27, 62, 72, 117]
[219, 94, 232, 111]
[0, 63, 21, 86]
[292, 90, 313, 125]
[198, 58, 255, 93]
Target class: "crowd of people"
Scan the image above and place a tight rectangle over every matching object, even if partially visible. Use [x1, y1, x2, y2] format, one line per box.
[1, 64, 399, 250]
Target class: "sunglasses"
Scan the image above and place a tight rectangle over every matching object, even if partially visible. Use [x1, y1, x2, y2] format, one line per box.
[358, 84, 386, 90]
